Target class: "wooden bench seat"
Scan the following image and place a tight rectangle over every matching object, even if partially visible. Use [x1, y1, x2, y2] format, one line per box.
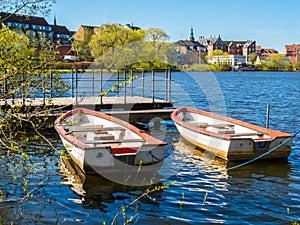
[230, 132, 264, 137]
[68, 126, 126, 132]
[189, 122, 235, 129]
[85, 138, 145, 144]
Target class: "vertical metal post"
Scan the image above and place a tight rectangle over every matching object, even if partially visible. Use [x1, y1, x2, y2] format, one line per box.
[71, 69, 74, 98]
[165, 69, 168, 101]
[141, 69, 145, 98]
[266, 104, 270, 129]
[42, 72, 46, 106]
[10, 68, 14, 105]
[168, 69, 172, 103]
[123, 68, 127, 103]
[50, 69, 53, 98]
[92, 68, 95, 96]
[100, 67, 103, 105]
[152, 69, 155, 103]
[22, 69, 25, 106]
[12, 72, 15, 105]
[130, 68, 133, 97]
[3, 69, 7, 104]
[4, 75, 7, 104]
[116, 69, 120, 97]
[75, 68, 78, 105]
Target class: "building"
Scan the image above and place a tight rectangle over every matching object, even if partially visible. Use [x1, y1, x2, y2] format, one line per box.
[0, 12, 74, 59]
[211, 55, 246, 67]
[225, 41, 246, 55]
[74, 23, 141, 42]
[74, 25, 101, 42]
[0, 12, 53, 42]
[51, 16, 74, 59]
[285, 44, 300, 63]
[256, 46, 279, 60]
[242, 41, 256, 61]
[123, 23, 141, 31]
[52, 24, 74, 59]
[224, 40, 256, 62]
[198, 35, 227, 57]
[173, 28, 207, 65]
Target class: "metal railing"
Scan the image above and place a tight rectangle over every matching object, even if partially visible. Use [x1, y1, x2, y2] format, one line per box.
[0, 68, 172, 106]
[69, 68, 172, 105]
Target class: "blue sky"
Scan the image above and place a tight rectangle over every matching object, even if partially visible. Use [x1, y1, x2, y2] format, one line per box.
[46, 0, 300, 53]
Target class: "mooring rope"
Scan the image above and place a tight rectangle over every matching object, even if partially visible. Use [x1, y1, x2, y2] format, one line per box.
[227, 129, 300, 171]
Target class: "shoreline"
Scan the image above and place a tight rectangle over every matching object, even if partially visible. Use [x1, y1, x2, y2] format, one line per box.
[52, 62, 299, 73]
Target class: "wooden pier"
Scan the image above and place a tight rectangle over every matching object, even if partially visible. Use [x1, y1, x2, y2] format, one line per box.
[0, 96, 173, 110]
[0, 68, 175, 126]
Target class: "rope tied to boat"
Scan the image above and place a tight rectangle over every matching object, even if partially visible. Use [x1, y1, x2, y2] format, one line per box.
[227, 129, 300, 171]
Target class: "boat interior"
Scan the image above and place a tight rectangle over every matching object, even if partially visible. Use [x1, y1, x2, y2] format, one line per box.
[181, 111, 270, 139]
[62, 111, 145, 149]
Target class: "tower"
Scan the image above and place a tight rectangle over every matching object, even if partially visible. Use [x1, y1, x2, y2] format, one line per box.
[189, 27, 195, 42]
[54, 14, 57, 26]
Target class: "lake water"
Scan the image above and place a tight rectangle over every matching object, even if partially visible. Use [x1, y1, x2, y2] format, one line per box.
[1, 71, 300, 224]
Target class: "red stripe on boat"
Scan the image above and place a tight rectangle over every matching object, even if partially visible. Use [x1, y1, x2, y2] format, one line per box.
[112, 147, 139, 155]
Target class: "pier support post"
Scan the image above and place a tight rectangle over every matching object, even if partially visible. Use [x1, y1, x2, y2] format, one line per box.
[50, 69, 53, 98]
[42, 72, 46, 106]
[3, 74, 7, 104]
[100, 67, 103, 105]
[165, 69, 168, 101]
[22, 70, 25, 106]
[130, 68, 133, 97]
[123, 68, 127, 103]
[266, 104, 270, 129]
[92, 68, 95, 96]
[152, 69, 155, 103]
[75, 68, 78, 105]
[168, 69, 172, 103]
[141, 68, 145, 98]
[71, 69, 74, 98]
[117, 69, 120, 97]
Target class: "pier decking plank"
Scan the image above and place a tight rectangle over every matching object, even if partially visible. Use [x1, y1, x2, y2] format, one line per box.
[0, 96, 173, 110]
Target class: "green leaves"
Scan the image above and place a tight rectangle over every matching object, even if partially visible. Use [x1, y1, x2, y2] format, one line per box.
[83, 24, 173, 69]
[100, 74, 138, 96]
[0, 0, 56, 18]
[256, 54, 292, 71]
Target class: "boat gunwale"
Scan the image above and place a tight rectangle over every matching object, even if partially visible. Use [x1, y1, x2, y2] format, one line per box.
[171, 107, 293, 141]
[54, 108, 166, 151]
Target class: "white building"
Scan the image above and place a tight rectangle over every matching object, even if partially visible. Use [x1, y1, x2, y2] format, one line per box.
[211, 55, 246, 67]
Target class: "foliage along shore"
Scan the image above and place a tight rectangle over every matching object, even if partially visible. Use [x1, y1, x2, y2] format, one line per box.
[53, 61, 300, 73]
[53, 61, 178, 73]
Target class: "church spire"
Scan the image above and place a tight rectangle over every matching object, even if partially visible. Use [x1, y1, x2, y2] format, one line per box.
[189, 27, 195, 42]
[54, 14, 57, 26]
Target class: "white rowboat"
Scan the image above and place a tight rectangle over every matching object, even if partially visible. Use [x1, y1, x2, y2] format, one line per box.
[171, 107, 293, 161]
[55, 108, 166, 173]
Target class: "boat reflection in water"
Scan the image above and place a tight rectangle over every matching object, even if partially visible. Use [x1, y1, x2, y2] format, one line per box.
[59, 157, 163, 211]
[174, 137, 291, 179]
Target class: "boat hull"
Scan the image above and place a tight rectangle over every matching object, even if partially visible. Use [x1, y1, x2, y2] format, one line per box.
[55, 108, 166, 174]
[172, 107, 293, 161]
[59, 134, 165, 174]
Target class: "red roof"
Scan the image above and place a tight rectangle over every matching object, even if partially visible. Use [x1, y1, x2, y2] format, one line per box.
[0, 12, 50, 26]
[52, 25, 72, 35]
